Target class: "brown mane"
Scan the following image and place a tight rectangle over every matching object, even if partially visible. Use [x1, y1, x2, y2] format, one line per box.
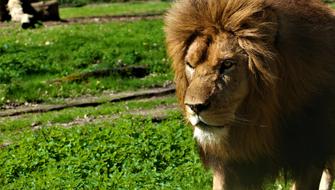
[165, 0, 335, 188]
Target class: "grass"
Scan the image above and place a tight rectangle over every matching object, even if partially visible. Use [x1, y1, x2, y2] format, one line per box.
[0, 95, 213, 189]
[0, 114, 212, 189]
[60, 1, 171, 19]
[0, 19, 171, 106]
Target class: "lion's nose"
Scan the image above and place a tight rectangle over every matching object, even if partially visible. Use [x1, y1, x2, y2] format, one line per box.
[186, 103, 210, 114]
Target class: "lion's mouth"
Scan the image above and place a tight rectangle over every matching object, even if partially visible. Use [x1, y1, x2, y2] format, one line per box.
[198, 120, 222, 129]
[188, 114, 224, 129]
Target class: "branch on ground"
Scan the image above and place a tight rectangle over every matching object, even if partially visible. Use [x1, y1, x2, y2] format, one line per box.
[48, 65, 149, 84]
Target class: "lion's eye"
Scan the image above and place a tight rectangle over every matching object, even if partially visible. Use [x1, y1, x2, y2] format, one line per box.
[185, 61, 194, 69]
[219, 60, 236, 74]
[185, 61, 195, 80]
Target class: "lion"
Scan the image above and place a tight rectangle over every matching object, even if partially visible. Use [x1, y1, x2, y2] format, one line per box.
[165, 0, 335, 189]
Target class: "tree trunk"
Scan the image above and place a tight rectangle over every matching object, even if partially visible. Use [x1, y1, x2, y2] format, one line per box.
[2, 0, 60, 23]
[31, 0, 60, 21]
[0, 0, 10, 21]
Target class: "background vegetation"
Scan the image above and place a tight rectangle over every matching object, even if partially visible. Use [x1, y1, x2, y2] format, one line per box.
[58, 0, 171, 7]
[56, 0, 333, 7]
[60, 1, 170, 18]
[0, 19, 170, 106]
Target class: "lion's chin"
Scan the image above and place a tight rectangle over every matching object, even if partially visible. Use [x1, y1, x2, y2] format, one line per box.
[188, 114, 230, 145]
[193, 126, 229, 145]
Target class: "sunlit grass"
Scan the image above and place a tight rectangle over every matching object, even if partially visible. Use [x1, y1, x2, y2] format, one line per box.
[60, 1, 171, 19]
[0, 19, 171, 105]
[0, 112, 212, 189]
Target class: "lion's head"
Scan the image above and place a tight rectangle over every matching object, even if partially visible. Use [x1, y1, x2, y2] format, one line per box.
[165, 0, 281, 148]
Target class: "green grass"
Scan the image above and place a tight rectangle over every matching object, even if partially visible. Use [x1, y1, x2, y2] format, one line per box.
[0, 19, 171, 106]
[60, 1, 171, 19]
[0, 114, 212, 189]
[0, 95, 212, 189]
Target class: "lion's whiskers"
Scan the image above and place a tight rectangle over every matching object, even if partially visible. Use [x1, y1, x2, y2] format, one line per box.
[229, 115, 269, 128]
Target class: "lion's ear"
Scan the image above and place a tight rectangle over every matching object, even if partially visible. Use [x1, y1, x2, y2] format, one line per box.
[235, 7, 278, 44]
[236, 6, 279, 87]
[251, 6, 276, 20]
[259, 8, 278, 44]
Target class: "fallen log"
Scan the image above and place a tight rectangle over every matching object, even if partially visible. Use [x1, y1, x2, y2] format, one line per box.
[31, 0, 60, 21]
[48, 65, 149, 84]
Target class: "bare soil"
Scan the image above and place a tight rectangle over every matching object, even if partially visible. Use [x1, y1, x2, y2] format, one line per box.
[0, 12, 163, 28]
[0, 86, 175, 117]
[31, 103, 178, 130]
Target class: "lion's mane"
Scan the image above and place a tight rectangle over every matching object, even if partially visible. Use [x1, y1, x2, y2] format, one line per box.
[165, 0, 335, 187]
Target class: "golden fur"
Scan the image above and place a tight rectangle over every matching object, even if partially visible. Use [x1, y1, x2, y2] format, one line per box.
[165, 0, 335, 189]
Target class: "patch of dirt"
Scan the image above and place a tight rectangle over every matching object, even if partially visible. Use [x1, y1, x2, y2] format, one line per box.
[0, 12, 163, 28]
[55, 12, 163, 25]
[31, 104, 178, 130]
[0, 86, 175, 117]
[0, 103, 179, 149]
[0, 142, 11, 149]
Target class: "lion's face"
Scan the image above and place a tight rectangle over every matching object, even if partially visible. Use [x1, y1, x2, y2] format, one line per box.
[184, 32, 249, 132]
